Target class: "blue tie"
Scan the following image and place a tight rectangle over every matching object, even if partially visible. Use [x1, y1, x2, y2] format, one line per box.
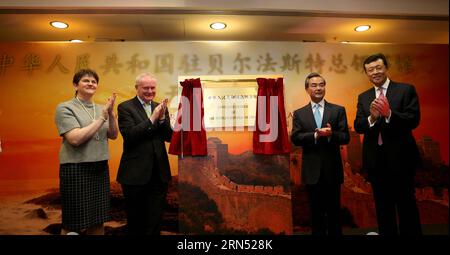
[313, 104, 322, 128]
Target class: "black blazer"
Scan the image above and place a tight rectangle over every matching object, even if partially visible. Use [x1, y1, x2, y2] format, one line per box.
[354, 80, 420, 180]
[117, 96, 173, 185]
[291, 101, 350, 185]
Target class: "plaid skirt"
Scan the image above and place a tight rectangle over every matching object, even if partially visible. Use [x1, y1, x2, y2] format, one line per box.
[60, 161, 111, 231]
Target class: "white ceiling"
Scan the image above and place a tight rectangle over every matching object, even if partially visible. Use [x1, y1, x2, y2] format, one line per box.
[0, 0, 448, 44]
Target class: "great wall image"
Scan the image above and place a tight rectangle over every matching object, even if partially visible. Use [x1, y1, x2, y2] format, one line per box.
[178, 137, 293, 234]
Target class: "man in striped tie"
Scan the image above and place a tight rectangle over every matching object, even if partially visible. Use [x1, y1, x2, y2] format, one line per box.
[117, 73, 173, 235]
[354, 53, 422, 235]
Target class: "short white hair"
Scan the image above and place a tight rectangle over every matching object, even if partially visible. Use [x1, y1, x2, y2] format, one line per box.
[135, 73, 157, 87]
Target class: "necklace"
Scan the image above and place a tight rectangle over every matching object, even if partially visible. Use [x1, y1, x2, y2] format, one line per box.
[75, 96, 100, 141]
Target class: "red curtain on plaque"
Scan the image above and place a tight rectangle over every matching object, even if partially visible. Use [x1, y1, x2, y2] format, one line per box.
[169, 78, 207, 156]
[253, 77, 291, 154]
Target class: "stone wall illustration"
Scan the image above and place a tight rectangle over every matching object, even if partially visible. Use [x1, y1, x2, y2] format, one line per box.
[179, 138, 292, 234]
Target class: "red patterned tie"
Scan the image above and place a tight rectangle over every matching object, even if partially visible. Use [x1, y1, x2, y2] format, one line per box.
[378, 88, 384, 146]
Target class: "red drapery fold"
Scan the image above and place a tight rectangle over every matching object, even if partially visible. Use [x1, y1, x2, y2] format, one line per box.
[169, 78, 207, 156]
[253, 78, 291, 154]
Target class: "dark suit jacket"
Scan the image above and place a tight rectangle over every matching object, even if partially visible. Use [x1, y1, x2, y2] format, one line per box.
[354, 80, 420, 181]
[117, 96, 173, 185]
[291, 101, 350, 185]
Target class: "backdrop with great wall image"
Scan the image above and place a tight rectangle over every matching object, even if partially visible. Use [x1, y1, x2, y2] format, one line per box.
[0, 42, 448, 235]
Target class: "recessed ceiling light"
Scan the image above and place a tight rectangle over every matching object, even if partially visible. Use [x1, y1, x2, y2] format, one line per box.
[69, 39, 83, 43]
[210, 22, 227, 30]
[354, 25, 370, 32]
[340, 41, 350, 44]
[50, 21, 68, 29]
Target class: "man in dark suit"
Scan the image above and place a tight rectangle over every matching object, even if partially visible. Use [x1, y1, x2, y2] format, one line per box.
[291, 72, 350, 235]
[354, 53, 422, 235]
[117, 73, 172, 235]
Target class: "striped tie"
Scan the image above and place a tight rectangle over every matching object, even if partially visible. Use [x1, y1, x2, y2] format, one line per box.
[144, 102, 152, 117]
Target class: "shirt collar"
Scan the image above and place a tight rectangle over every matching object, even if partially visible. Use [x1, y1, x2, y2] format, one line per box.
[137, 96, 151, 106]
[373, 77, 390, 91]
[310, 99, 325, 109]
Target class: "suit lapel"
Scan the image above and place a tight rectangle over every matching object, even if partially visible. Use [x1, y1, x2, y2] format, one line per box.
[322, 101, 331, 127]
[305, 103, 319, 129]
[151, 101, 159, 112]
[386, 80, 396, 103]
[369, 87, 376, 102]
[132, 96, 148, 121]
[366, 87, 376, 110]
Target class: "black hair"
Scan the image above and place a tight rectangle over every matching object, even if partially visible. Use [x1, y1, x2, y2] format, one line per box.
[304, 72, 326, 89]
[73, 69, 99, 96]
[73, 69, 99, 85]
[363, 53, 389, 72]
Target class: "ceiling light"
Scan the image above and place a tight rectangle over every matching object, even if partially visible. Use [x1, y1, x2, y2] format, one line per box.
[69, 39, 83, 43]
[50, 21, 68, 29]
[340, 41, 350, 44]
[210, 22, 227, 30]
[354, 25, 370, 32]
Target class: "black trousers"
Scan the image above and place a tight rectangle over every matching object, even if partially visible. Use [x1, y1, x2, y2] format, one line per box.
[306, 176, 342, 236]
[370, 146, 422, 236]
[121, 161, 168, 235]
